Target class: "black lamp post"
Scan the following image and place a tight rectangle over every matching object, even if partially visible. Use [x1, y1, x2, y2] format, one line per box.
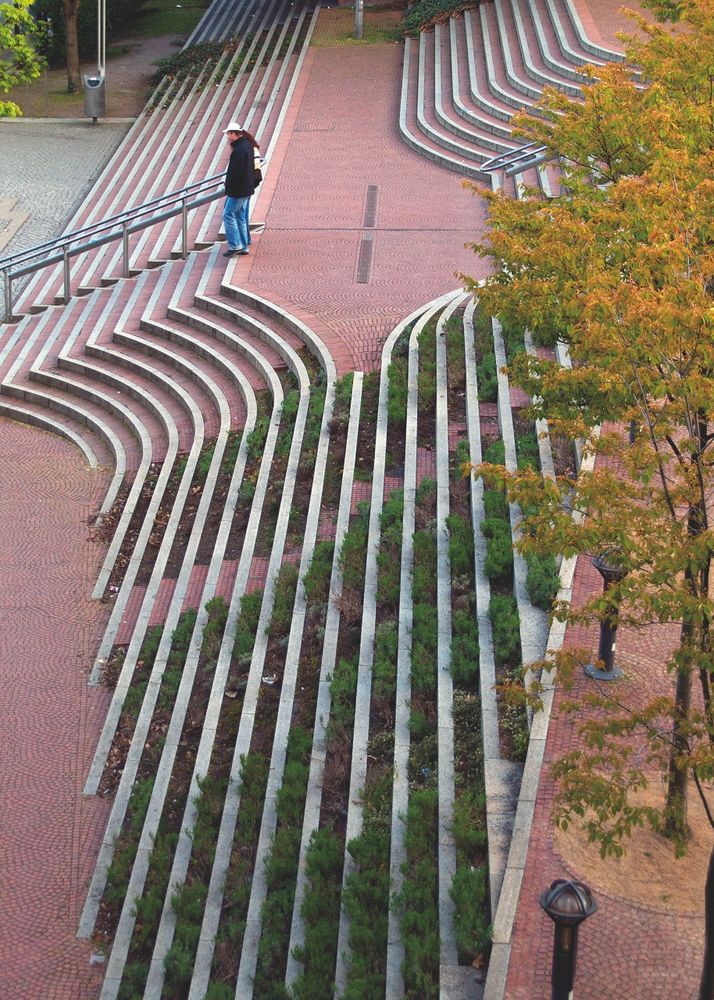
[584, 551, 628, 681]
[540, 878, 597, 1000]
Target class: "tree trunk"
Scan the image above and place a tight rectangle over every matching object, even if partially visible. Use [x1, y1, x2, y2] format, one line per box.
[62, 0, 81, 94]
[666, 623, 693, 838]
[699, 841, 714, 1000]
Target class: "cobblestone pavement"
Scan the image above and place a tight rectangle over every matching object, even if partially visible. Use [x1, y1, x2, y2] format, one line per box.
[0, 0, 693, 994]
[0, 120, 130, 275]
[246, 42, 491, 372]
[0, 420, 111, 999]
[505, 569, 706, 998]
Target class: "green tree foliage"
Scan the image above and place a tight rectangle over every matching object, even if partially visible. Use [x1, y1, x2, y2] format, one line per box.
[0, 0, 45, 115]
[463, 1, 714, 991]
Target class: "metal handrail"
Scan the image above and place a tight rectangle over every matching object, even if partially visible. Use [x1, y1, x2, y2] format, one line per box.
[480, 141, 549, 174]
[1, 174, 225, 323]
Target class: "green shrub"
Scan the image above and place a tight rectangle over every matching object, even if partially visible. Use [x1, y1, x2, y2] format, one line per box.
[233, 589, 263, 663]
[411, 603, 438, 696]
[412, 529, 437, 601]
[516, 429, 540, 471]
[276, 389, 301, 458]
[291, 827, 343, 999]
[526, 552, 559, 610]
[454, 436, 471, 470]
[502, 694, 530, 763]
[500, 315, 526, 362]
[201, 596, 229, 665]
[481, 518, 513, 584]
[400, 789, 439, 999]
[450, 608, 479, 688]
[387, 357, 408, 425]
[149, 40, 225, 86]
[446, 513, 474, 578]
[490, 594, 520, 669]
[329, 656, 358, 733]
[373, 620, 398, 701]
[196, 440, 216, 484]
[408, 728, 438, 789]
[452, 788, 487, 859]
[211, 753, 270, 962]
[451, 866, 490, 962]
[205, 984, 234, 1000]
[343, 773, 392, 999]
[417, 324, 437, 413]
[104, 777, 155, 910]
[415, 476, 437, 510]
[170, 608, 198, 663]
[339, 502, 369, 594]
[483, 488, 508, 521]
[253, 729, 311, 995]
[408, 708, 433, 741]
[331, 372, 355, 431]
[247, 415, 270, 458]
[303, 384, 327, 459]
[118, 960, 150, 1000]
[452, 692, 484, 788]
[477, 352, 498, 403]
[269, 562, 299, 639]
[483, 438, 505, 465]
[377, 491, 404, 609]
[303, 541, 335, 610]
[445, 315, 466, 386]
[403, 0, 470, 36]
[156, 607, 199, 712]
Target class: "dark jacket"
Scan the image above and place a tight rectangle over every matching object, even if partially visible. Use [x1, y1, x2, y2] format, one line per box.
[225, 136, 256, 198]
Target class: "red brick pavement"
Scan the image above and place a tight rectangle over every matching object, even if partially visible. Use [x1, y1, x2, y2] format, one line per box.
[245, 42, 492, 373]
[0, 419, 111, 1000]
[0, 2, 687, 996]
[504, 545, 706, 998]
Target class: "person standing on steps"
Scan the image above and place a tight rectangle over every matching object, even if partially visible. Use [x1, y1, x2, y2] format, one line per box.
[222, 122, 258, 258]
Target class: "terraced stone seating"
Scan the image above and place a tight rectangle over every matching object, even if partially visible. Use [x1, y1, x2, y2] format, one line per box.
[0, 0, 318, 325]
[0, 0, 585, 994]
[399, 0, 628, 196]
[9, 226, 562, 995]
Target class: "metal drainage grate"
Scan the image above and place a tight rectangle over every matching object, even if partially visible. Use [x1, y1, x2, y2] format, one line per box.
[363, 185, 378, 228]
[356, 232, 374, 284]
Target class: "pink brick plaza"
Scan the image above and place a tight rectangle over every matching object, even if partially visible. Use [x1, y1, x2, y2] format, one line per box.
[0, 0, 704, 996]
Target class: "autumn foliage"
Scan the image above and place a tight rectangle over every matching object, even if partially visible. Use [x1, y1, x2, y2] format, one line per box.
[461, 0, 714, 939]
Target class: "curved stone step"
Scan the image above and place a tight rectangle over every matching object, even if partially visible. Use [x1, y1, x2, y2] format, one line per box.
[333, 289, 464, 994]
[284, 371, 364, 987]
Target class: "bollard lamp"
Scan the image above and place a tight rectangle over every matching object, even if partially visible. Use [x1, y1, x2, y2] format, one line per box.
[585, 550, 628, 681]
[540, 878, 597, 1000]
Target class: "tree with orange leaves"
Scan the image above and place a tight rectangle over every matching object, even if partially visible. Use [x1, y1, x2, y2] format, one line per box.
[461, 0, 714, 993]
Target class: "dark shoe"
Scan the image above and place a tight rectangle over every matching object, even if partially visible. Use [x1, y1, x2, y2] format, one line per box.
[223, 249, 238, 258]
[237, 249, 249, 256]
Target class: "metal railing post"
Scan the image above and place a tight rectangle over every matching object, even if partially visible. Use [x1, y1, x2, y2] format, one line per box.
[0, 178, 224, 323]
[3, 269, 12, 324]
[181, 198, 188, 259]
[122, 221, 130, 278]
[63, 246, 71, 304]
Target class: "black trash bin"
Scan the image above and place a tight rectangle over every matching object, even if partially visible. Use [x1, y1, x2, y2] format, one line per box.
[84, 74, 106, 122]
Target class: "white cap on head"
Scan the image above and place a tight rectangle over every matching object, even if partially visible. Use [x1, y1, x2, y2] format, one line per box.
[223, 121, 243, 133]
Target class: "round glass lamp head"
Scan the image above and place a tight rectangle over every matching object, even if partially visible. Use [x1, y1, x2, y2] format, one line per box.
[539, 879, 597, 927]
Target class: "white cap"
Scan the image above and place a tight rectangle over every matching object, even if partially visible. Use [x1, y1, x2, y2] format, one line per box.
[223, 121, 243, 133]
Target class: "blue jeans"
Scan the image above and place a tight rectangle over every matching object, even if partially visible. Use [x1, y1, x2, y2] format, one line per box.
[223, 196, 250, 250]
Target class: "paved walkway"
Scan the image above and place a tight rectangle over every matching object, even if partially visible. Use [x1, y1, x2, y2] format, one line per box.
[0, 0, 699, 995]
[505, 561, 706, 998]
[0, 421, 111, 999]
[246, 40, 490, 371]
[0, 121, 131, 261]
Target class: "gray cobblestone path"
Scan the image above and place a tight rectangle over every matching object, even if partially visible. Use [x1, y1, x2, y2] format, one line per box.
[0, 120, 130, 258]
